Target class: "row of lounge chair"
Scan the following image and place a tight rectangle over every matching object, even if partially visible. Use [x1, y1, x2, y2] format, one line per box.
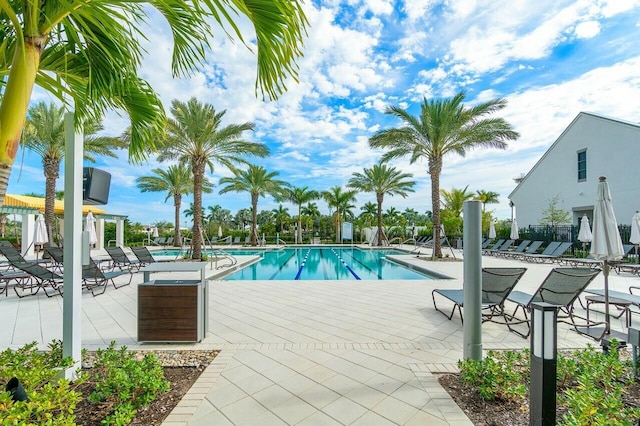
[432, 267, 607, 340]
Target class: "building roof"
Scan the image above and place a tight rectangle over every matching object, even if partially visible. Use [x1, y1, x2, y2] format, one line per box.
[508, 111, 640, 200]
[3, 194, 106, 215]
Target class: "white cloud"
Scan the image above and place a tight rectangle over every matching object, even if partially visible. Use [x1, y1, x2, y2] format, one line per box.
[574, 20, 601, 38]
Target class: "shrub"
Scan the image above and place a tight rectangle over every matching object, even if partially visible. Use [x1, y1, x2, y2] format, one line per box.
[458, 349, 529, 402]
[87, 342, 170, 425]
[0, 341, 84, 425]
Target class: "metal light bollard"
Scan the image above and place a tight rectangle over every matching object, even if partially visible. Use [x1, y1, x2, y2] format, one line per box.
[529, 302, 558, 426]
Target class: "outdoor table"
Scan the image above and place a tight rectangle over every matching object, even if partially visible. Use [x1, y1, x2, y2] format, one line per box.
[585, 294, 632, 327]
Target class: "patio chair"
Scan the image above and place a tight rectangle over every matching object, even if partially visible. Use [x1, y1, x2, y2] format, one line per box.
[164, 237, 174, 247]
[104, 246, 142, 271]
[12, 262, 64, 297]
[0, 270, 33, 297]
[432, 267, 527, 323]
[528, 242, 573, 263]
[496, 240, 531, 258]
[518, 241, 562, 262]
[481, 239, 494, 249]
[130, 246, 173, 266]
[482, 239, 505, 255]
[232, 236, 241, 244]
[83, 259, 133, 295]
[150, 237, 165, 246]
[505, 267, 602, 338]
[484, 239, 514, 256]
[0, 245, 47, 269]
[44, 246, 64, 272]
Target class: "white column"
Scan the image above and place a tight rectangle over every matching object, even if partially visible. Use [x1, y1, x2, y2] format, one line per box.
[21, 214, 35, 257]
[116, 219, 124, 247]
[96, 218, 105, 250]
[62, 113, 83, 379]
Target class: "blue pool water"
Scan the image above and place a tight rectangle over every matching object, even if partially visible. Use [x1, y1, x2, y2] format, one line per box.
[220, 247, 433, 280]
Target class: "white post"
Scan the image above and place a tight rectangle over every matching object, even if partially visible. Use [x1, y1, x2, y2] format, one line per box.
[463, 200, 483, 360]
[116, 219, 124, 247]
[96, 218, 105, 250]
[21, 213, 35, 257]
[62, 113, 83, 378]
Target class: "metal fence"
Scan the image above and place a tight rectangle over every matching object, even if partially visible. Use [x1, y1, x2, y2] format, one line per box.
[520, 224, 633, 246]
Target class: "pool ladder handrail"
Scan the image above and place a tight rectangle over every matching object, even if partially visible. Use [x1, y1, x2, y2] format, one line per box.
[209, 249, 238, 270]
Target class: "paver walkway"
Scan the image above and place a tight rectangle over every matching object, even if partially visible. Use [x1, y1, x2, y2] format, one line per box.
[1, 249, 636, 425]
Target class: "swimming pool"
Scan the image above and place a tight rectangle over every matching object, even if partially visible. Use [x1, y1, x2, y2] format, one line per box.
[221, 247, 433, 280]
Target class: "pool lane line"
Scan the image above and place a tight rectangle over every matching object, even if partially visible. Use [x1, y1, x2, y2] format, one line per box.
[294, 248, 311, 280]
[268, 249, 300, 280]
[337, 248, 384, 280]
[330, 248, 361, 280]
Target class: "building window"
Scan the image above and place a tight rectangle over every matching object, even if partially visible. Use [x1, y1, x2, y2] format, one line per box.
[577, 150, 587, 181]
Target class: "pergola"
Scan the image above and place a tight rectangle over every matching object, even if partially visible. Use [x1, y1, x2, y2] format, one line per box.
[0, 194, 127, 256]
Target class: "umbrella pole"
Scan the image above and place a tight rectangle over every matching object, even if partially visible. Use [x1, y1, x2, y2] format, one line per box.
[636, 244, 639, 264]
[604, 260, 611, 336]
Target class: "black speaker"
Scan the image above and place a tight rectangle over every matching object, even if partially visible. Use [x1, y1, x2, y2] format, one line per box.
[83, 167, 111, 205]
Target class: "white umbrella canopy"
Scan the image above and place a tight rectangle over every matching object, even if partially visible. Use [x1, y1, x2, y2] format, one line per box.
[218, 226, 223, 238]
[630, 211, 640, 263]
[85, 212, 98, 245]
[510, 219, 519, 240]
[488, 221, 496, 239]
[152, 227, 159, 238]
[33, 214, 48, 245]
[590, 176, 624, 335]
[578, 214, 593, 244]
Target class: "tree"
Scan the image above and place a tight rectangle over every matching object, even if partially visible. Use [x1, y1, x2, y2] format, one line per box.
[440, 186, 475, 217]
[359, 202, 378, 226]
[475, 189, 500, 211]
[369, 91, 518, 257]
[158, 98, 268, 258]
[403, 208, 419, 224]
[21, 102, 125, 244]
[347, 162, 415, 246]
[206, 205, 232, 233]
[136, 165, 212, 246]
[0, 0, 307, 207]
[540, 195, 572, 226]
[219, 165, 289, 246]
[272, 204, 291, 233]
[301, 202, 321, 237]
[322, 186, 357, 243]
[234, 209, 253, 232]
[283, 187, 319, 244]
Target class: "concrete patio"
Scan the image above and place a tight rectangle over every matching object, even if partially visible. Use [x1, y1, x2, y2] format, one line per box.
[1, 249, 638, 425]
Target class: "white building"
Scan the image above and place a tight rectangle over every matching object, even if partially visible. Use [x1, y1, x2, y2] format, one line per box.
[508, 112, 640, 228]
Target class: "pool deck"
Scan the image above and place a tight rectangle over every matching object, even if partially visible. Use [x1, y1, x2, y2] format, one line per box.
[1, 245, 638, 425]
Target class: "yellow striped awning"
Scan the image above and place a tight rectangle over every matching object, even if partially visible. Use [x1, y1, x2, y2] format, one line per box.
[4, 194, 106, 215]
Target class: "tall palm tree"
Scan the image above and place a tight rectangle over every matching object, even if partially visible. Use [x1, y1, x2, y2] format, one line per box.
[301, 202, 321, 236]
[475, 189, 500, 211]
[369, 91, 519, 257]
[219, 165, 289, 246]
[347, 162, 415, 246]
[440, 186, 475, 217]
[283, 186, 319, 243]
[0, 0, 307, 207]
[21, 102, 126, 243]
[136, 165, 212, 246]
[272, 204, 291, 233]
[158, 98, 268, 259]
[322, 186, 357, 243]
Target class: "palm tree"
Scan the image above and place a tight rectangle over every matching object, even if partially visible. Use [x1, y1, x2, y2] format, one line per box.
[347, 162, 415, 246]
[158, 98, 268, 259]
[219, 165, 289, 246]
[0, 0, 307, 207]
[272, 204, 291, 233]
[136, 165, 212, 246]
[283, 187, 319, 243]
[369, 91, 519, 257]
[206, 205, 232, 230]
[359, 201, 378, 227]
[440, 186, 475, 217]
[475, 189, 500, 211]
[301, 202, 321, 236]
[322, 186, 357, 243]
[21, 102, 126, 243]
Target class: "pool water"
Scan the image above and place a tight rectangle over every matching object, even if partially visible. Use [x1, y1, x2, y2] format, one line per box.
[221, 247, 433, 280]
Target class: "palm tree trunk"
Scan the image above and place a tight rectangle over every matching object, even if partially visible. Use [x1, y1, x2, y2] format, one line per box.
[44, 158, 60, 246]
[430, 157, 443, 258]
[251, 194, 258, 246]
[0, 41, 42, 207]
[174, 194, 182, 246]
[376, 193, 384, 246]
[297, 205, 302, 244]
[335, 209, 341, 243]
[192, 161, 205, 260]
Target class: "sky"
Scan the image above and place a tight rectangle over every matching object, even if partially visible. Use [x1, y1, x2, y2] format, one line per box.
[10, 0, 640, 228]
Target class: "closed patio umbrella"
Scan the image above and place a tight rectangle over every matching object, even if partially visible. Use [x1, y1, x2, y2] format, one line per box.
[33, 214, 48, 258]
[577, 214, 593, 251]
[590, 177, 624, 335]
[218, 226, 223, 239]
[152, 227, 159, 238]
[510, 218, 519, 241]
[85, 212, 98, 246]
[488, 221, 496, 239]
[630, 211, 640, 263]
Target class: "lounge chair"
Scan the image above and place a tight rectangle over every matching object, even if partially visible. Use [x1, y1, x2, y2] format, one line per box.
[484, 239, 513, 256]
[432, 267, 527, 323]
[164, 237, 174, 247]
[104, 246, 142, 271]
[232, 236, 241, 245]
[150, 237, 166, 246]
[505, 267, 601, 338]
[44, 246, 64, 272]
[496, 240, 531, 258]
[83, 259, 133, 295]
[518, 241, 563, 263]
[0, 245, 48, 269]
[0, 270, 33, 297]
[526, 242, 573, 263]
[130, 246, 173, 265]
[12, 262, 64, 297]
[482, 239, 505, 255]
[481, 239, 494, 249]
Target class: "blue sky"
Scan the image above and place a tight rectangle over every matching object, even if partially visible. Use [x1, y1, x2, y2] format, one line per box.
[11, 0, 640, 227]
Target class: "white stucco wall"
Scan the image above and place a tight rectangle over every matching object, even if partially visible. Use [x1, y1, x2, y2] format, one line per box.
[509, 113, 640, 227]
